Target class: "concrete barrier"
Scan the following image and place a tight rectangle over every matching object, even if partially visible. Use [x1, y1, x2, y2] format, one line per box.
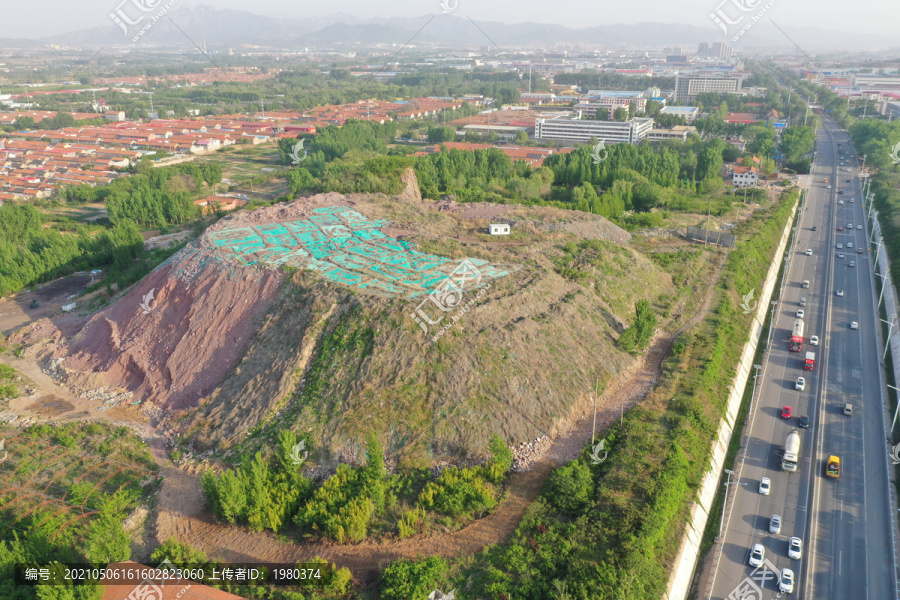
[665, 197, 800, 600]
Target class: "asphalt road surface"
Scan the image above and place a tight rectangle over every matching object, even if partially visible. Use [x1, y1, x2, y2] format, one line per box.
[707, 118, 897, 600]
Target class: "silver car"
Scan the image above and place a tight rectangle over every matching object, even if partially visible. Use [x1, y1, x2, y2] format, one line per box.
[770, 514, 782, 534]
[750, 543, 765, 567]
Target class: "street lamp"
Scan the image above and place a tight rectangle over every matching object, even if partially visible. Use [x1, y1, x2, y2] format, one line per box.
[719, 468, 735, 537]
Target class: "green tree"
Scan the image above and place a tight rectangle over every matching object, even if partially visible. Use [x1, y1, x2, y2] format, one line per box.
[613, 107, 628, 122]
[547, 460, 594, 514]
[380, 556, 449, 600]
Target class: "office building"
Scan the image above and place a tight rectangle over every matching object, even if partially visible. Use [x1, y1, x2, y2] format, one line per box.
[673, 71, 747, 101]
[534, 115, 654, 144]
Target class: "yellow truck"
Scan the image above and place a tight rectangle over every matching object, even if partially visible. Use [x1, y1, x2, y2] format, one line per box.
[826, 455, 840, 479]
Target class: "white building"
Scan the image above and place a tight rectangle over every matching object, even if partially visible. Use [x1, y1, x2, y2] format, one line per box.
[489, 224, 510, 235]
[673, 71, 747, 101]
[659, 106, 700, 122]
[535, 115, 654, 144]
[732, 166, 758, 188]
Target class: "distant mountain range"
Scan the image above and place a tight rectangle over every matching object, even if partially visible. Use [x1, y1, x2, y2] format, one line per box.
[5, 3, 896, 53]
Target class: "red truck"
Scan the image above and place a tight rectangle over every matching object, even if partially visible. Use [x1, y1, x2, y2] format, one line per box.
[804, 351, 815, 370]
[790, 319, 804, 352]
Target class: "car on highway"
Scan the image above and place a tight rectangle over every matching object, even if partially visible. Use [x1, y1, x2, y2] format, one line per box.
[805, 248, 812, 255]
[857, 224, 862, 229]
[750, 543, 765, 567]
[850, 198, 855, 203]
[849, 261, 856, 267]
[789, 536, 803, 560]
[838, 189, 843, 194]
[838, 253, 844, 259]
[810, 334, 819, 345]
[838, 199, 844, 204]
[836, 289, 844, 296]
[837, 243, 843, 248]
[848, 223, 853, 228]
[796, 309, 804, 318]
[846, 178, 851, 182]
[759, 477, 771, 495]
[851, 321, 859, 329]
[847, 242, 853, 248]
[799, 415, 810, 428]
[770, 514, 782, 534]
[779, 568, 795, 594]
[812, 225, 818, 231]
[795, 377, 805, 391]
[827, 185, 832, 189]
[844, 403, 853, 416]
[781, 406, 792, 419]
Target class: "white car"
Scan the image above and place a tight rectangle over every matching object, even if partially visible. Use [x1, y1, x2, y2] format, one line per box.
[847, 242, 853, 248]
[851, 321, 859, 329]
[759, 477, 771, 495]
[770, 514, 782, 534]
[826, 185, 832, 189]
[795, 377, 805, 391]
[836, 289, 844, 296]
[836, 243, 843, 249]
[857, 224, 862, 229]
[838, 253, 844, 259]
[750, 543, 765, 567]
[850, 198, 855, 203]
[788, 536, 803, 560]
[810, 335, 819, 345]
[780, 568, 795, 594]
[805, 248, 813, 256]
[849, 261, 855, 267]
[848, 223, 853, 229]
[796, 309, 804, 318]
[838, 199, 844, 205]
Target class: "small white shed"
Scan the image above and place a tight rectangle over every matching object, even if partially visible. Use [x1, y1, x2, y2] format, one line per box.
[489, 223, 510, 235]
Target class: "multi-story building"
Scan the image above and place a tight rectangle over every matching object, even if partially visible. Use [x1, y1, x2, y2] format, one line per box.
[534, 115, 654, 144]
[711, 42, 732, 59]
[673, 71, 747, 101]
[852, 74, 900, 91]
[732, 166, 758, 188]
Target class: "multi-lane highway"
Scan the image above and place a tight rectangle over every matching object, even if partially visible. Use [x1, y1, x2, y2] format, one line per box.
[707, 118, 898, 599]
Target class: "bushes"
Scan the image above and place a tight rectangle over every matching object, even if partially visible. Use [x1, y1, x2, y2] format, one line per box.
[417, 466, 498, 518]
[380, 556, 449, 600]
[618, 299, 657, 354]
[546, 460, 594, 515]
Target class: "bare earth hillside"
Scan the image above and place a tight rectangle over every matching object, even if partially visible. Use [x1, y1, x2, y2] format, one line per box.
[13, 170, 693, 466]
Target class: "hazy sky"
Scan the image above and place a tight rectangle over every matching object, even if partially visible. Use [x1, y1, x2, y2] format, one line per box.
[0, 0, 896, 39]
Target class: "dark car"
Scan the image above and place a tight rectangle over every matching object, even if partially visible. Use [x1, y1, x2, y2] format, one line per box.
[799, 415, 810, 428]
[846, 179, 851, 183]
[812, 225, 818, 231]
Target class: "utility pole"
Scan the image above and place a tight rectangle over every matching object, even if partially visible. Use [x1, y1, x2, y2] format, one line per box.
[719, 469, 735, 537]
[881, 316, 896, 363]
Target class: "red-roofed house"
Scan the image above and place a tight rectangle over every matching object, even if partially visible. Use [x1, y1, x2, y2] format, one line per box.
[732, 166, 758, 188]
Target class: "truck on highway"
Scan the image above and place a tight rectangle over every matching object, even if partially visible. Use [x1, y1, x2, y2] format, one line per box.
[804, 351, 815, 370]
[782, 430, 801, 472]
[826, 455, 840, 479]
[790, 319, 804, 351]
